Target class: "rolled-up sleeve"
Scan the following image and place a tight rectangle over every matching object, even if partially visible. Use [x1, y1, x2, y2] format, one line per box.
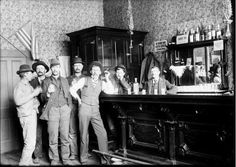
[102, 79, 115, 94]
[70, 77, 85, 99]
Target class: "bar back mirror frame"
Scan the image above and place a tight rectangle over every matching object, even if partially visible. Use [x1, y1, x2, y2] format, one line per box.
[170, 45, 228, 89]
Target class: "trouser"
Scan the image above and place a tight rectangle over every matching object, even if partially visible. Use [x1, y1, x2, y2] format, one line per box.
[69, 103, 79, 159]
[19, 112, 37, 166]
[47, 105, 71, 163]
[33, 115, 43, 158]
[79, 103, 108, 163]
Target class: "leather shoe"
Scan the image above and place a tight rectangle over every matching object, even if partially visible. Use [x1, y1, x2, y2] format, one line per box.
[33, 157, 40, 164]
[51, 160, 61, 165]
[63, 160, 74, 166]
[81, 161, 88, 165]
[101, 156, 111, 165]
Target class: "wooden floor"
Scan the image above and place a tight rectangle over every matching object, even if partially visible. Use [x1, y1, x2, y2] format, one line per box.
[0, 149, 136, 166]
[0, 149, 101, 166]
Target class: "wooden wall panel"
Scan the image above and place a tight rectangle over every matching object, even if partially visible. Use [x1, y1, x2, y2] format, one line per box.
[0, 54, 28, 154]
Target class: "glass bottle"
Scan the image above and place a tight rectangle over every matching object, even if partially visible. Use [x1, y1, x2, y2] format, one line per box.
[200, 27, 205, 41]
[207, 25, 212, 40]
[211, 24, 216, 40]
[195, 27, 200, 42]
[216, 24, 222, 39]
[189, 29, 194, 43]
[133, 78, 139, 95]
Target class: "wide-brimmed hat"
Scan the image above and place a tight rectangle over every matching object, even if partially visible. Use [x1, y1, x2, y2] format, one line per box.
[89, 61, 103, 72]
[73, 57, 84, 65]
[50, 58, 60, 68]
[16, 64, 34, 75]
[115, 64, 126, 73]
[32, 60, 49, 72]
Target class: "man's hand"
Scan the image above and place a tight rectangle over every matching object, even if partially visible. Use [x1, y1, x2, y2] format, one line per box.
[33, 87, 42, 97]
[104, 70, 110, 81]
[48, 84, 56, 93]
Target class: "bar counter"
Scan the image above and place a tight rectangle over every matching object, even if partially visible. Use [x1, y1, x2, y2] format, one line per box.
[99, 93, 234, 165]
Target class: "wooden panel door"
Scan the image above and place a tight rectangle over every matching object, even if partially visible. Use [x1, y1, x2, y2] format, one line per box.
[0, 56, 28, 153]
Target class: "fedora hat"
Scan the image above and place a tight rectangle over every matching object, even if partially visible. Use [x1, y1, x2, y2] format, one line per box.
[73, 57, 84, 65]
[115, 64, 126, 73]
[89, 61, 103, 72]
[32, 60, 49, 72]
[16, 64, 34, 75]
[50, 58, 60, 68]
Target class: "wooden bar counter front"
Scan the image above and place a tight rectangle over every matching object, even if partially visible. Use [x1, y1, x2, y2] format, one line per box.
[99, 93, 234, 166]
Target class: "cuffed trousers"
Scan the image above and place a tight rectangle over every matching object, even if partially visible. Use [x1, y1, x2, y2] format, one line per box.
[79, 103, 108, 163]
[47, 105, 71, 163]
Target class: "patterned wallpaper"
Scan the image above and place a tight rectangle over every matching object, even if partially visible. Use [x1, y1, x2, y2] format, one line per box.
[104, 0, 234, 89]
[0, 0, 234, 88]
[0, 0, 104, 63]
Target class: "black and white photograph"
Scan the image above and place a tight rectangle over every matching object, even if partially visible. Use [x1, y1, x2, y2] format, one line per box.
[0, 0, 235, 166]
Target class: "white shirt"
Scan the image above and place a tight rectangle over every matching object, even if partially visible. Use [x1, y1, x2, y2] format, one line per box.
[70, 77, 115, 100]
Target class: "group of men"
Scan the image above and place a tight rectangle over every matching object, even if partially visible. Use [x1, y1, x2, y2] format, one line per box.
[13, 56, 177, 166]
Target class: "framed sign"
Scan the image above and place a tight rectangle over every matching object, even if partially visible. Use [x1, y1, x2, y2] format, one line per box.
[176, 34, 188, 44]
[154, 40, 167, 52]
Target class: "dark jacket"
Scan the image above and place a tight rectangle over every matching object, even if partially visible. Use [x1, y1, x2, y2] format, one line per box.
[40, 76, 72, 120]
[111, 75, 131, 94]
[29, 77, 48, 115]
[145, 77, 177, 95]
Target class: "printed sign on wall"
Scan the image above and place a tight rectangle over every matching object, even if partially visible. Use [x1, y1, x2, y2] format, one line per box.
[154, 40, 167, 52]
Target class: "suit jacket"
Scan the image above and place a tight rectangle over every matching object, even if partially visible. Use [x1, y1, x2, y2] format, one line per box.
[111, 75, 130, 94]
[40, 76, 72, 120]
[140, 52, 161, 88]
[29, 77, 48, 115]
[145, 77, 177, 95]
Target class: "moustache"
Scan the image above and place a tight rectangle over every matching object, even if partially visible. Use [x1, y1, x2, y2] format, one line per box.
[52, 70, 58, 73]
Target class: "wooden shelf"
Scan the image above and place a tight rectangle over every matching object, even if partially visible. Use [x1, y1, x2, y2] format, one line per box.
[168, 38, 228, 49]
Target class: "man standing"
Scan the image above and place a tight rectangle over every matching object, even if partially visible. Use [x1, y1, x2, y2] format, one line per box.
[14, 64, 42, 165]
[67, 57, 85, 163]
[30, 60, 49, 164]
[40, 58, 72, 165]
[70, 61, 114, 165]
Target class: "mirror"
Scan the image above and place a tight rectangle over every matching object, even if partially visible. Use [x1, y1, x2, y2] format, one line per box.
[169, 46, 224, 86]
[193, 46, 222, 85]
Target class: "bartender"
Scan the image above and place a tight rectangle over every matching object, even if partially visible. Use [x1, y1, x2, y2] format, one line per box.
[145, 66, 177, 95]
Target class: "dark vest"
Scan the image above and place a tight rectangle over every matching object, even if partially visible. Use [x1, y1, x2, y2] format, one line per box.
[81, 77, 102, 106]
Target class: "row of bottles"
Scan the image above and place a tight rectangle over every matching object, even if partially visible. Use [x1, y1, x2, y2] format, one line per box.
[172, 24, 223, 44]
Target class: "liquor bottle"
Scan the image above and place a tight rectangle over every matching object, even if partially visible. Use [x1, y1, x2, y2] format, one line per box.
[171, 29, 179, 44]
[133, 78, 139, 95]
[189, 29, 194, 43]
[200, 27, 205, 41]
[195, 27, 200, 42]
[206, 25, 212, 40]
[216, 24, 222, 39]
[211, 24, 216, 40]
[154, 88, 158, 95]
